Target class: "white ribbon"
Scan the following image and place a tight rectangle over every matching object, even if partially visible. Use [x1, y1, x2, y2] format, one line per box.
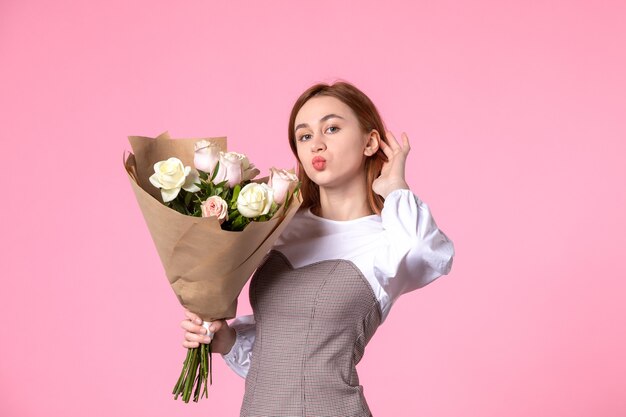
[202, 321, 215, 339]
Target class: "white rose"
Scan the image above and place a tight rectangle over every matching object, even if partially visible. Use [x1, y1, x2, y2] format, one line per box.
[149, 157, 200, 202]
[194, 140, 221, 174]
[200, 195, 229, 224]
[236, 183, 274, 218]
[268, 167, 299, 205]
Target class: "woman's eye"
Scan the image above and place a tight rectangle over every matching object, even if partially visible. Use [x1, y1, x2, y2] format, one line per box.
[298, 126, 338, 142]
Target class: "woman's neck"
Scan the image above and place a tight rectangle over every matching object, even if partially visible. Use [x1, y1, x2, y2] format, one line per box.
[315, 175, 372, 221]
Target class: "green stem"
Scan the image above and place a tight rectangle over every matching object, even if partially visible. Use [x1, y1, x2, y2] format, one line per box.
[172, 340, 215, 402]
[193, 366, 203, 402]
[196, 344, 206, 402]
[173, 348, 192, 398]
[183, 348, 199, 403]
[209, 342, 213, 386]
[201, 343, 207, 391]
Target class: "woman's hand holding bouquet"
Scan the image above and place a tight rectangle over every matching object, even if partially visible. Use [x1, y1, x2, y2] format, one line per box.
[125, 132, 302, 403]
[181, 310, 235, 354]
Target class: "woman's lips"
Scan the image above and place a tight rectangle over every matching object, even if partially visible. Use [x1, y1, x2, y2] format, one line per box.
[312, 156, 326, 171]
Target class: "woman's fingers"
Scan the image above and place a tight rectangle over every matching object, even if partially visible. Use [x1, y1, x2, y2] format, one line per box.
[180, 315, 229, 349]
[182, 328, 213, 348]
[182, 333, 210, 348]
[184, 309, 202, 325]
[182, 310, 214, 349]
[380, 131, 410, 163]
[183, 340, 199, 348]
[209, 320, 224, 333]
[400, 132, 410, 153]
[180, 317, 228, 348]
[385, 131, 402, 151]
[185, 330, 212, 343]
[180, 319, 207, 334]
[378, 138, 394, 159]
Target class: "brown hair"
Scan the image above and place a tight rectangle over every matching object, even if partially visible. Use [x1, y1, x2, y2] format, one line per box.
[288, 80, 389, 215]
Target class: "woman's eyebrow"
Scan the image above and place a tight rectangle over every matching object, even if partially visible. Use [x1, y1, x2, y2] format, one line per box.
[295, 114, 345, 131]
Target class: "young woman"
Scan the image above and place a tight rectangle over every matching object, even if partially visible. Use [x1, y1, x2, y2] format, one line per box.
[180, 81, 455, 417]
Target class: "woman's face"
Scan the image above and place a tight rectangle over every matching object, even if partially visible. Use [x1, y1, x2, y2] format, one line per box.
[294, 96, 374, 189]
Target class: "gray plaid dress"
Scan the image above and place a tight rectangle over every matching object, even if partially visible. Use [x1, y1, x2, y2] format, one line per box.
[239, 249, 380, 417]
[222, 189, 455, 417]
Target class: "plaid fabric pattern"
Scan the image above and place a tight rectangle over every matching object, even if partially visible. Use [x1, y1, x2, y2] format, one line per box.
[240, 250, 382, 417]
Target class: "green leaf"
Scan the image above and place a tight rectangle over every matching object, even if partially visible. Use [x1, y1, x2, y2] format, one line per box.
[210, 161, 220, 182]
[221, 187, 231, 200]
[231, 184, 241, 207]
[283, 183, 301, 211]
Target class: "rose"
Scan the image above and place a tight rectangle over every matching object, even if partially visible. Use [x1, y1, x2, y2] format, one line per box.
[236, 152, 261, 181]
[194, 140, 221, 174]
[149, 157, 200, 202]
[236, 183, 274, 218]
[212, 152, 243, 187]
[221, 152, 244, 188]
[268, 167, 298, 205]
[213, 151, 262, 187]
[200, 196, 229, 224]
[212, 151, 260, 186]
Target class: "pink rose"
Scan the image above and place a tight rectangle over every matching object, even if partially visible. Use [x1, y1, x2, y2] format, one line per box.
[200, 196, 229, 224]
[212, 152, 244, 188]
[268, 167, 299, 205]
[194, 140, 221, 174]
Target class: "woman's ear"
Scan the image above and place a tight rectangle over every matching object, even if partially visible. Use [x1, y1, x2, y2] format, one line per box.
[363, 130, 381, 156]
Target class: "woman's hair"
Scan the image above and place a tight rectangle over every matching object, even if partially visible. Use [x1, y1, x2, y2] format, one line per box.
[288, 80, 389, 215]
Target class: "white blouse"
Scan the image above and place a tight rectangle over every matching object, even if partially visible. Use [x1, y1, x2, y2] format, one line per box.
[221, 188, 455, 378]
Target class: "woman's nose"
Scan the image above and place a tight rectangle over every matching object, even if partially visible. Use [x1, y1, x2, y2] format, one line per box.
[310, 133, 326, 152]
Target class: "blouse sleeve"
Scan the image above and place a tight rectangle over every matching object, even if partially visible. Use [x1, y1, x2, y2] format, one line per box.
[373, 188, 455, 305]
[221, 314, 256, 379]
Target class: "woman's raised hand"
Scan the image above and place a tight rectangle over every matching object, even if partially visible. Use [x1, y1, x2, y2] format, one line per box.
[181, 309, 236, 355]
[372, 131, 411, 198]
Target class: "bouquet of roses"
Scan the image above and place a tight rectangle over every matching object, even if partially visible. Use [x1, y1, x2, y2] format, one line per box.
[124, 132, 301, 403]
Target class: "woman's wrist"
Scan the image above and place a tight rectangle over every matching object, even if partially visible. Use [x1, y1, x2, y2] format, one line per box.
[221, 326, 237, 355]
[379, 181, 410, 199]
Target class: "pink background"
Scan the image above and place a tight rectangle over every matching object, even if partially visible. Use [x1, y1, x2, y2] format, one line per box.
[1, 1, 625, 416]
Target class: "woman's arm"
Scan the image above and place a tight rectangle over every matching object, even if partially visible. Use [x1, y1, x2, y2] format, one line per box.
[374, 189, 455, 300]
[371, 131, 455, 301]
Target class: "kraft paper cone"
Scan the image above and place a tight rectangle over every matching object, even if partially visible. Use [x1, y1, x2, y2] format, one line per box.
[125, 132, 302, 321]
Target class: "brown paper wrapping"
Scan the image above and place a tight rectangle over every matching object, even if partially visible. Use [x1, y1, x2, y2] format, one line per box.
[125, 132, 302, 321]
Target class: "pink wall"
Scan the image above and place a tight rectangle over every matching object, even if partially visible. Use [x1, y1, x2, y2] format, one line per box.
[1, 1, 625, 416]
